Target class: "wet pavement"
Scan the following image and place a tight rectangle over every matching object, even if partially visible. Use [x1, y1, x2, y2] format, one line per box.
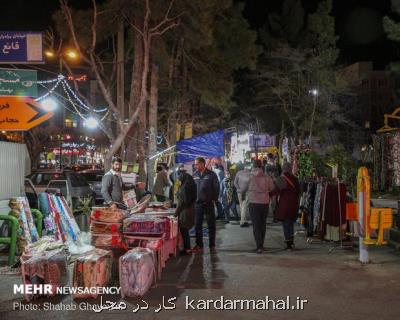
[1, 221, 400, 319]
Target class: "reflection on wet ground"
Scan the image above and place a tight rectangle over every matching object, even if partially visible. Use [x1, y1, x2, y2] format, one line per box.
[1, 220, 400, 319]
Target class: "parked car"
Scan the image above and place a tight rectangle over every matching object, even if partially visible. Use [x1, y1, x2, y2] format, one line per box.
[46, 178, 95, 210]
[27, 170, 95, 209]
[79, 169, 105, 204]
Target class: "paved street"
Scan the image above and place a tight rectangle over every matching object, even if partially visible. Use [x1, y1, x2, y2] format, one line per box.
[1, 221, 400, 320]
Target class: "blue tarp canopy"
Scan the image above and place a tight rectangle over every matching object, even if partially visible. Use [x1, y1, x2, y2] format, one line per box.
[176, 129, 224, 163]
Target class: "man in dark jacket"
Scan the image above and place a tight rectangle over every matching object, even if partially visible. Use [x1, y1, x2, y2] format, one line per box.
[153, 164, 171, 202]
[271, 162, 300, 250]
[175, 165, 197, 255]
[192, 157, 220, 253]
[101, 157, 124, 208]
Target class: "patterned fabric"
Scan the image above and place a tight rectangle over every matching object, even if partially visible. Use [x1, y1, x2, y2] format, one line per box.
[72, 249, 112, 299]
[91, 233, 124, 248]
[123, 190, 137, 209]
[372, 135, 384, 191]
[313, 183, 323, 229]
[90, 207, 127, 223]
[21, 249, 68, 302]
[373, 132, 400, 191]
[8, 197, 39, 253]
[119, 248, 156, 298]
[391, 132, 400, 187]
[123, 215, 167, 236]
[90, 221, 122, 234]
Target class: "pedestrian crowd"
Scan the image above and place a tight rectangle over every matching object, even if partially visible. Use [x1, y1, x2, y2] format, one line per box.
[157, 155, 300, 255]
[102, 155, 301, 256]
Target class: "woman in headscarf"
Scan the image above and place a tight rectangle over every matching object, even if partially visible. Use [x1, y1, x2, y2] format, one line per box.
[175, 165, 197, 255]
[271, 162, 301, 250]
[245, 159, 275, 254]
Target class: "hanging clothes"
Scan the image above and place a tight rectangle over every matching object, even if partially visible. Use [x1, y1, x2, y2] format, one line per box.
[324, 183, 347, 227]
[313, 183, 323, 230]
[305, 183, 317, 237]
[391, 132, 400, 187]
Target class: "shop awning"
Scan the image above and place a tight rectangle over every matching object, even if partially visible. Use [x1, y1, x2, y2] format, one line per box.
[176, 129, 224, 163]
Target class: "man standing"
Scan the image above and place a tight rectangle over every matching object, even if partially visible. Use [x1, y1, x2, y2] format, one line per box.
[153, 164, 171, 202]
[175, 165, 197, 255]
[192, 157, 220, 253]
[212, 163, 225, 219]
[101, 157, 124, 208]
[234, 162, 251, 227]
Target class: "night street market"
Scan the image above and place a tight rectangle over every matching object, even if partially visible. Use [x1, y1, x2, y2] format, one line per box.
[0, 0, 400, 319]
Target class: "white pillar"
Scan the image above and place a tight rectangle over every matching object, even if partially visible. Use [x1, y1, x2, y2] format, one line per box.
[358, 191, 369, 263]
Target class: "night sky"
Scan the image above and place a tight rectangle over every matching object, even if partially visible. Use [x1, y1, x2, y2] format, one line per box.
[0, 0, 398, 69]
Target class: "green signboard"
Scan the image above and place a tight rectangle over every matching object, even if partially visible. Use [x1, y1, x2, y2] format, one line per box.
[0, 68, 37, 97]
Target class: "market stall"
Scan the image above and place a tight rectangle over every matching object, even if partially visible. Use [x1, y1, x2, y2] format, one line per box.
[13, 188, 179, 302]
[372, 131, 400, 192]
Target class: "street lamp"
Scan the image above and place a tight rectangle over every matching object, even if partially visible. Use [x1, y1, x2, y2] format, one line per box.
[44, 50, 55, 58]
[65, 50, 78, 59]
[44, 48, 79, 73]
[41, 97, 58, 112]
[83, 116, 99, 129]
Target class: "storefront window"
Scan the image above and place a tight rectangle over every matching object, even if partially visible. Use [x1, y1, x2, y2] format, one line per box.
[65, 119, 78, 128]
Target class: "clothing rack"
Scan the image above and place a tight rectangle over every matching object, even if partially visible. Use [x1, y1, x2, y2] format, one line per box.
[328, 178, 353, 252]
[296, 178, 353, 250]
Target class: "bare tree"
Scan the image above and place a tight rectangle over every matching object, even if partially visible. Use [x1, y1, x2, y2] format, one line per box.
[59, 0, 181, 169]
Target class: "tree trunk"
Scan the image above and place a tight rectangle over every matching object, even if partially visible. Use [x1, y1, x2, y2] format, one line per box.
[137, 97, 147, 183]
[104, 33, 151, 171]
[117, 19, 125, 134]
[147, 63, 159, 190]
[135, 23, 146, 182]
[278, 120, 285, 164]
[126, 22, 143, 163]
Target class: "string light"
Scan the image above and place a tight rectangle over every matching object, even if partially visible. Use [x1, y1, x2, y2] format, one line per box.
[61, 80, 87, 120]
[63, 79, 92, 111]
[34, 75, 108, 116]
[35, 75, 64, 84]
[34, 79, 62, 102]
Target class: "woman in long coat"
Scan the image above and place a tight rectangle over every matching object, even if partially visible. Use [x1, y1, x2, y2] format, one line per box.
[271, 162, 301, 250]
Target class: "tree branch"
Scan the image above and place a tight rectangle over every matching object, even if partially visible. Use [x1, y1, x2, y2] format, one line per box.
[59, 0, 90, 64]
[123, 12, 144, 38]
[90, 0, 97, 53]
[150, 0, 175, 32]
[89, 52, 123, 131]
[151, 20, 180, 37]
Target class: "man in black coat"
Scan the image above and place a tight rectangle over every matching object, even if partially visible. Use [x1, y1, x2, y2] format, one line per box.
[192, 157, 220, 254]
[175, 165, 197, 255]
